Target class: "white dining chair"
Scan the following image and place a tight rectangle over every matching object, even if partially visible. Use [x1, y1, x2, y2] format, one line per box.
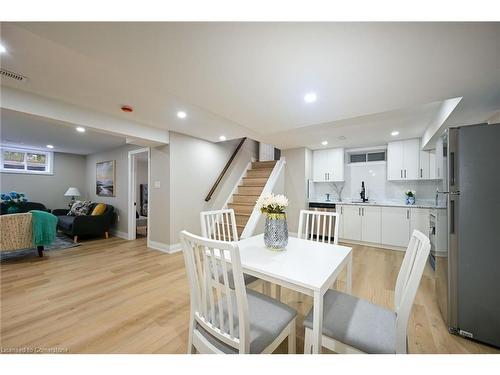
[303, 230, 431, 354]
[181, 230, 297, 354]
[284, 209, 341, 301]
[200, 209, 258, 287]
[297, 209, 340, 244]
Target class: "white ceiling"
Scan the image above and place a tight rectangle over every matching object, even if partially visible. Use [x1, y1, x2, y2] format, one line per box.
[0, 109, 126, 154]
[1, 22, 499, 149]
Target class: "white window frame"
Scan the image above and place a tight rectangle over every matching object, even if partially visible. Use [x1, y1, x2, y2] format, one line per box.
[0, 145, 54, 175]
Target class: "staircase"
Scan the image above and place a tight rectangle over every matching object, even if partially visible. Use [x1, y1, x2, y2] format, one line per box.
[227, 160, 277, 237]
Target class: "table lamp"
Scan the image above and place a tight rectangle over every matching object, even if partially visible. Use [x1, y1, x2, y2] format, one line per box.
[64, 187, 81, 208]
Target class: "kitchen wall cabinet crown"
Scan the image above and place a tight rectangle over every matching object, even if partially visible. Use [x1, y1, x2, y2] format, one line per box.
[313, 148, 344, 182]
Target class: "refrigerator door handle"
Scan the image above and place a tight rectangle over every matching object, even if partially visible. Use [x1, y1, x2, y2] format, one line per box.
[450, 151, 456, 186]
[450, 199, 455, 234]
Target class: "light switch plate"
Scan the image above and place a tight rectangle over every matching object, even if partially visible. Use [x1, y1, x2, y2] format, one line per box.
[154, 181, 161, 188]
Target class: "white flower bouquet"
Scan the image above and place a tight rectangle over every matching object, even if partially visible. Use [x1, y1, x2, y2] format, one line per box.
[256, 193, 289, 214]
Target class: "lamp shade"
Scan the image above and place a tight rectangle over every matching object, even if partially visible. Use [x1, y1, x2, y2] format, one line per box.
[64, 187, 81, 197]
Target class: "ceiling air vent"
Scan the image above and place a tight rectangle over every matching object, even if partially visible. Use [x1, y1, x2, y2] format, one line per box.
[0, 69, 27, 82]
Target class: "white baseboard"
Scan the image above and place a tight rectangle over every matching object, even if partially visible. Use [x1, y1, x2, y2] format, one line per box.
[110, 229, 128, 240]
[147, 240, 182, 254]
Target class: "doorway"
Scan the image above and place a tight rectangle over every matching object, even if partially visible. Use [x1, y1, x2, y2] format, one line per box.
[128, 148, 150, 241]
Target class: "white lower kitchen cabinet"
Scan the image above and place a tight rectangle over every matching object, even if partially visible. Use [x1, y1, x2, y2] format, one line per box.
[410, 208, 430, 237]
[337, 205, 344, 238]
[340, 205, 362, 241]
[360, 206, 382, 243]
[381, 207, 411, 247]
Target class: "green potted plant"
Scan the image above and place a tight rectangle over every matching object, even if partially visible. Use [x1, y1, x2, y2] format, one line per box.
[405, 190, 416, 205]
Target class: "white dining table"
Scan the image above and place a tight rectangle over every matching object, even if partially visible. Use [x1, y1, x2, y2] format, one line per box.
[236, 234, 353, 354]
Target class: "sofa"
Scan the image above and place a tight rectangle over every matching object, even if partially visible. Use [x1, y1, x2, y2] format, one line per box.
[0, 202, 50, 215]
[52, 204, 115, 243]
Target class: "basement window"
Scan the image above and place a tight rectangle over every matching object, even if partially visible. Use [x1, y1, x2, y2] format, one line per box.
[349, 151, 386, 164]
[0, 146, 54, 175]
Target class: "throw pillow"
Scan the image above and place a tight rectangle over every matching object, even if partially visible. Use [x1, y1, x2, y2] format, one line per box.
[67, 201, 93, 216]
[91, 203, 107, 216]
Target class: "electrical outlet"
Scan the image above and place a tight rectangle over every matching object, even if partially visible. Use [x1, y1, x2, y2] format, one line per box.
[154, 181, 161, 188]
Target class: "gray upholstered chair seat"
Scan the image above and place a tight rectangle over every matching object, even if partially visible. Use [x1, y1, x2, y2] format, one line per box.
[212, 263, 258, 288]
[197, 289, 297, 353]
[303, 289, 397, 354]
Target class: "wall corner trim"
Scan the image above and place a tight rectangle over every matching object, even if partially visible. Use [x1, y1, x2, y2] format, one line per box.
[110, 229, 129, 240]
[147, 240, 182, 254]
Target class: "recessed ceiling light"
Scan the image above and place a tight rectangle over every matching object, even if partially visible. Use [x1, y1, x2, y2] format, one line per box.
[321, 141, 328, 146]
[76, 127, 86, 133]
[391, 131, 399, 136]
[219, 135, 226, 141]
[304, 92, 317, 103]
[0, 43, 6, 54]
[177, 111, 187, 119]
[46, 144, 54, 149]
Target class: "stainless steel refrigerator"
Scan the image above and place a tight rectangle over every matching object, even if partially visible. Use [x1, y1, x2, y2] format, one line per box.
[436, 123, 500, 348]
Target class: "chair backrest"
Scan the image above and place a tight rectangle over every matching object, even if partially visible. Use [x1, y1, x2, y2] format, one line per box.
[180, 230, 250, 353]
[200, 209, 238, 242]
[297, 209, 340, 245]
[393, 229, 431, 353]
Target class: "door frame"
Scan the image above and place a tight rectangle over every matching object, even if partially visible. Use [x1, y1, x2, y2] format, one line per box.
[128, 147, 151, 241]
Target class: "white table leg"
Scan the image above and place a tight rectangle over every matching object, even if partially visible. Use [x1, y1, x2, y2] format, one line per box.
[311, 290, 323, 354]
[346, 254, 352, 294]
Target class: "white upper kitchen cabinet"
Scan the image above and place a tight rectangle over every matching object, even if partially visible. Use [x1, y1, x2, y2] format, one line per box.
[360, 206, 382, 243]
[429, 150, 437, 179]
[381, 206, 411, 247]
[419, 148, 430, 179]
[312, 148, 344, 182]
[341, 205, 362, 241]
[387, 138, 420, 180]
[313, 149, 329, 181]
[435, 136, 444, 180]
[410, 208, 430, 237]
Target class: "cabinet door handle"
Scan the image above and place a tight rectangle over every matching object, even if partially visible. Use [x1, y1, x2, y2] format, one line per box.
[406, 209, 409, 219]
[420, 168, 423, 178]
[404, 169, 407, 178]
[358, 207, 361, 216]
[400, 170, 403, 178]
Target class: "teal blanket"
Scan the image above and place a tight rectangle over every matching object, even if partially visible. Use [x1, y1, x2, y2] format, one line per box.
[30, 210, 58, 246]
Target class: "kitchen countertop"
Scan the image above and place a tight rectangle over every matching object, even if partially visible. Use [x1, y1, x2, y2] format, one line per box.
[309, 199, 445, 209]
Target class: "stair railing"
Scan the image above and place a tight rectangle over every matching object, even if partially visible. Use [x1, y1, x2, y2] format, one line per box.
[240, 157, 286, 239]
[205, 137, 247, 202]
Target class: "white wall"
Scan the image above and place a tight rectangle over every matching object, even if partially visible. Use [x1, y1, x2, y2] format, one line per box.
[168, 132, 258, 246]
[312, 161, 439, 204]
[1, 152, 87, 209]
[85, 144, 142, 236]
[149, 145, 170, 245]
[282, 147, 311, 233]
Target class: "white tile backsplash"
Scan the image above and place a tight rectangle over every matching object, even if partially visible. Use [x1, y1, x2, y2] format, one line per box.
[311, 161, 438, 204]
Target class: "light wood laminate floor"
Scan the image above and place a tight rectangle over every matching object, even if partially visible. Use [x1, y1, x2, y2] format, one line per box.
[1, 236, 498, 354]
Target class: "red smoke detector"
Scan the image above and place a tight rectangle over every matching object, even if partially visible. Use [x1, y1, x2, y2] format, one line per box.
[121, 105, 133, 113]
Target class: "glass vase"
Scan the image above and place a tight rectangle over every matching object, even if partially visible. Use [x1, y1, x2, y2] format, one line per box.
[264, 213, 288, 251]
